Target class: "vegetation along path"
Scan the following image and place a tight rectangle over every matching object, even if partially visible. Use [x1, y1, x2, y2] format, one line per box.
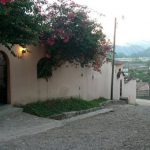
[1, 104, 150, 150]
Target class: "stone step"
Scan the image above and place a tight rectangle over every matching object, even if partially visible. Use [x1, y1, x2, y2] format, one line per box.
[0, 105, 23, 117]
[120, 97, 128, 103]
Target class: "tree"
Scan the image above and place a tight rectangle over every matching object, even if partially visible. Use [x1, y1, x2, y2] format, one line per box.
[0, 0, 47, 55]
[129, 68, 150, 85]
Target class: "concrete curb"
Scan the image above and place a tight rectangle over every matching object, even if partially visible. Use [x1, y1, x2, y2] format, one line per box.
[50, 107, 103, 120]
[62, 108, 114, 124]
[50, 100, 123, 120]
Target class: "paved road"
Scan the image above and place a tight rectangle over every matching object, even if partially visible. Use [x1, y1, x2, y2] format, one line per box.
[136, 98, 150, 106]
[1, 104, 150, 150]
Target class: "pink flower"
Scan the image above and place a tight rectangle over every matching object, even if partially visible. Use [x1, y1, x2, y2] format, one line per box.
[56, 29, 65, 36]
[102, 45, 111, 51]
[47, 38, 55, 46]
[68, 12, 76, 20]
[0, 0, 12, 5]
[63, 36, 69, 43]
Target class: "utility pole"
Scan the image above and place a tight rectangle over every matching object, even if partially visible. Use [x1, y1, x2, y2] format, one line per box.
[110, 17, 117, 100]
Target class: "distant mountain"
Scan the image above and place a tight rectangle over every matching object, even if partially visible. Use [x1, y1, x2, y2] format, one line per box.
[116, 41, 150, 57]
[131, 48, 150, 57]
[116, 45, 144, 56]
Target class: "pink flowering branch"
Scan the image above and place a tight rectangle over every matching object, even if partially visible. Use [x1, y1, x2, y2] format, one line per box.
[0, 0, 13, 5]
[47, 37, 55, 46]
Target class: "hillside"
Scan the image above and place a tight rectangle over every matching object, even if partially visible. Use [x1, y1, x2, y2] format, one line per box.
[116, 45, 144, 56]
[131, 48, 150, 57]
[116, 41, 150, 58]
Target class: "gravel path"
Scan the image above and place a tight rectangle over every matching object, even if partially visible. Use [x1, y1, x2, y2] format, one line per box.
[0, 104, 150, 150]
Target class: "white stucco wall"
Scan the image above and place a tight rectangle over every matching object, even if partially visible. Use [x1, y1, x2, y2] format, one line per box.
[113, 65, 124, 100]
[0, 45, 45, 104]
[38, 62, 112, 101]
[112, 64, 136, 104]
[0, 45, 113, 105]
[123, 80, 136, 104]
[0, 44, 136, 105]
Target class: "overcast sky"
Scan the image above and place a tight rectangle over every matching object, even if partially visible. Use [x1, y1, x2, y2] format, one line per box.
[49, 0, 150, 45]
[74, 0, 150, 45]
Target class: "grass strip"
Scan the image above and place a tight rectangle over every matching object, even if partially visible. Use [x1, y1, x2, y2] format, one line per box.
[23, 97, 107, 117]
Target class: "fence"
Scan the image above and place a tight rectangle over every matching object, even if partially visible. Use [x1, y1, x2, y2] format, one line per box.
[136, 90, 150, 99]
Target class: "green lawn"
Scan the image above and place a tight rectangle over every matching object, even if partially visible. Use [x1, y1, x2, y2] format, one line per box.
[23, 97, 107, 117]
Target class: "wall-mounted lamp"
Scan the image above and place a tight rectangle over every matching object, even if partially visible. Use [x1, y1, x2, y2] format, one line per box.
[18, 46, 30, 58]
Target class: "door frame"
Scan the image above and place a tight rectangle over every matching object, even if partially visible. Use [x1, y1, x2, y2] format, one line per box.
[120, 79, 122, 97]
[0, 51, 10, 104]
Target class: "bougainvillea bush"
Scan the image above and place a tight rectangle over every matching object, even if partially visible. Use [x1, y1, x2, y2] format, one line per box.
[38, 0, 111, 79]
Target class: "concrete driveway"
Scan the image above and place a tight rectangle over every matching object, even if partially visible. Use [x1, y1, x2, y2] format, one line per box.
[1, 104, 150, 150]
